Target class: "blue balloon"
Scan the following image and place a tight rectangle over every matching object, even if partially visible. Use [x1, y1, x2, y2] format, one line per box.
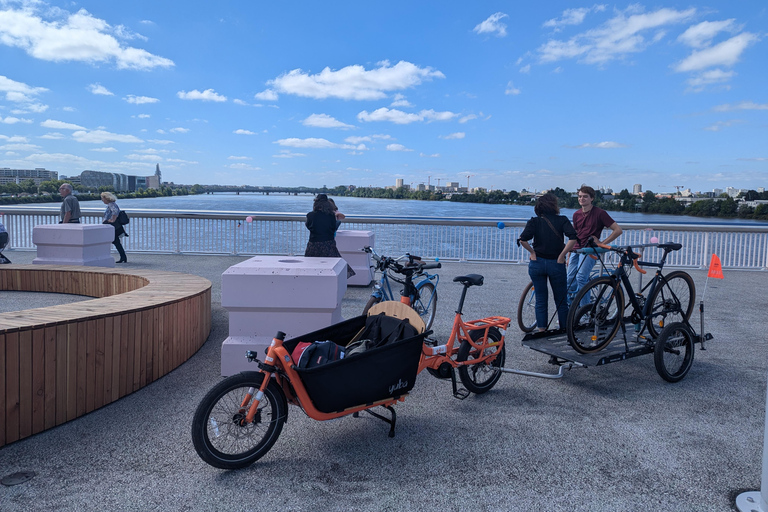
[435, 257, 440, 262]
[497, 222, 505, 229]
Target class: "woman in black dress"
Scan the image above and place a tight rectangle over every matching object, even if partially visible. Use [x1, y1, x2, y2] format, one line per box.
[304, 194, 355, 278]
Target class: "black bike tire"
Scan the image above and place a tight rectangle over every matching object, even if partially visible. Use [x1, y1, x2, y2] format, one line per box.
[362, 295, 382, 316]
[413, 281, 437, 331]
[457, 327, 505, 394]
[191, 372, 286, 469]
[646, 271, 696, 339]
[566, 276, 625, 354]
[517, 281, 536, 333]
[653, 322, 695, 383]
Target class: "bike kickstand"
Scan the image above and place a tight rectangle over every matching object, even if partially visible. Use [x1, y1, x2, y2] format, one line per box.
[450, 368, 470, 400]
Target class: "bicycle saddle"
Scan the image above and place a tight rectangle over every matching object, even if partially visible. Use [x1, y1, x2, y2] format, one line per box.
[453, 274, 484, 286]
[658, 243, 682, 251]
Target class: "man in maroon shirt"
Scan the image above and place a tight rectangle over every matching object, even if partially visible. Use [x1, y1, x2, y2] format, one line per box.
[567, 185, 623, 306]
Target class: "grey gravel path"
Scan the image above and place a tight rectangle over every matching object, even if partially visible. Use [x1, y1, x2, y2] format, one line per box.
[0, 250, 766, 511]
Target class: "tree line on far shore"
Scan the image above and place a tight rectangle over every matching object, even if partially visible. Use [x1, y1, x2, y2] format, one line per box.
[0, 179, 194, 205]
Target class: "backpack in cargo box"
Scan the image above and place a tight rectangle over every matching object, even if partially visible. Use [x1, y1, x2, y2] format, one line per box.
[293, 340, 345, 368]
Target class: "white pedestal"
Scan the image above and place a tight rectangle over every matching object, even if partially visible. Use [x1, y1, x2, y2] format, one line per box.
[336, 230, 375, 286]
[32, 224, 115, 267]
[220, 256, 347, 376]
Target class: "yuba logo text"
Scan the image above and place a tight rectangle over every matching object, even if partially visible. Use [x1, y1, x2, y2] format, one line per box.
[388, 379, 408, 394]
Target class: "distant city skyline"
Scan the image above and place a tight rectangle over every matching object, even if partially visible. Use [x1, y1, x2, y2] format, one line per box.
[0, 1, 766, 193]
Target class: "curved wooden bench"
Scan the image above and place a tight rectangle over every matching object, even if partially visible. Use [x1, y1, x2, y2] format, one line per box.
[0, 265, 212, 447]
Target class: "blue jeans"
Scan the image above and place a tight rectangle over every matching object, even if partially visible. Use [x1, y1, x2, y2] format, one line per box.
[528, 258, 568, 330]
[567, 252, 597, 307]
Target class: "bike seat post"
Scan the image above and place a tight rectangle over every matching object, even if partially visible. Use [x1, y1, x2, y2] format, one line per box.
[455, 283, 470, 315]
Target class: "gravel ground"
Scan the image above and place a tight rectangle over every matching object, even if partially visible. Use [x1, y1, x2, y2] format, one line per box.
[0, 250, 765, 512]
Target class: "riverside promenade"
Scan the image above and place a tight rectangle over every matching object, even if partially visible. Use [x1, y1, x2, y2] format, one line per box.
[0, 251, 766, 512]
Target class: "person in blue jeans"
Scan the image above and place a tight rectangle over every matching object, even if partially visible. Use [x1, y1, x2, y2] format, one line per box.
[567, 185, 623, 307]
[518, 193, 578, 331]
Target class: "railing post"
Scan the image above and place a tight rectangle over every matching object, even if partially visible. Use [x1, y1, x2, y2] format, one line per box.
[735, 380, 768, 511]
[701, 231, 710, 269]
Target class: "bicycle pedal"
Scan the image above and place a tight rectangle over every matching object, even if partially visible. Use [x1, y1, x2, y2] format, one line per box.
[452, 388, 471, 400]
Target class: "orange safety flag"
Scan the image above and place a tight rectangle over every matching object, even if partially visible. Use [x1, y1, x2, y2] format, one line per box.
[707, 254, 724, 279]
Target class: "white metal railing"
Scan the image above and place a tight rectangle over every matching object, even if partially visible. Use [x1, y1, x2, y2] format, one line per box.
[1, 206, 766, 269]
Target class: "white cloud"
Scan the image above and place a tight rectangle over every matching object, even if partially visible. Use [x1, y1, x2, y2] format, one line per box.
[357, 107, 458, 124]
[165, 158, 197, 164]
[88, 83, 113, 96]
[1, 116, 32, 124]
[386, 143, 413, 152]
[0, 135, 27, 142]
[125, 95, 159, 104]
[91, 147, 118, 152]
[227, 156, 251, 160]
[505, 81, 521, 95]
[41, 119, 87, 130]
[519, 64, 531, 74]
[440, 132, 465, 140]
[674, 32, 759, 72]
[713, 102, 768, 112]
[255, 89, 278, 101]
[177, 89, 227, 102]
[459, 114, 478, 124]
[147, 139, 174, 144]
[0, 75, 48, 99]
[267, 60, 445, 100]
[0, 143, 40, 151]
[233, 99, 249, 106]
[126, 153, 159, 161]
[420, 153, 440, 158]
[72, 129, 143, 143]
[543, 6, 606, 30]
[302, 113, 355, 129]
[233, 129, 255, 135]
[0, 5, 174, 70]
[273, 150, 306, 158]
[274, 138, 364, 150]
[390, 93, 412, 107]
[474, 13, 509, 37]
[678, 19, 738, 49]
[704, 120, 743, 132]
[568, 141, 629, 149]
[170, 127, 189, 133]
[136, 114, 150, 119]
[227, 163, 262, 171]
[538, 6, 696, 65]
[40, 132, 65, 139]
[686, 69, 735, 91]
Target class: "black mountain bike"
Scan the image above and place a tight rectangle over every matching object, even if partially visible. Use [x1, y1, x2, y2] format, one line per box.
[566, 242, 695, 354]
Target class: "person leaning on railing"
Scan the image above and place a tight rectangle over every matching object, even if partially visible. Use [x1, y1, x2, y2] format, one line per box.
[567, 185, 622, 307]
[518, 193, 578, 332]
[101, 192, 128, 264]
[58, 183, 81, 224]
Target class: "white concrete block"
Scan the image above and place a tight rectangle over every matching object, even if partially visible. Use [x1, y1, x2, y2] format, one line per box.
[221, 335, 273, 376]
[32, 224, 115, 267]
[220, 256, 347, 375]
[336, 230, 375, 286]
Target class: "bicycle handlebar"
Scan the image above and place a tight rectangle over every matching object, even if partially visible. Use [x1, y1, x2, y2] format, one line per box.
[363, 246, 439, 274]
[583, 241, 646, 274]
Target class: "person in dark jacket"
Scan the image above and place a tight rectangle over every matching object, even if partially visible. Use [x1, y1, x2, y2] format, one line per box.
[518, 193, 578, 331]
[101, 192, 127, 263]
[304, 194, 355, 278]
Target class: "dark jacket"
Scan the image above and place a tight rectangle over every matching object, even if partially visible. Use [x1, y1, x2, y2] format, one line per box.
[305, 211, 337, 242]
[519, 214, 577, 260]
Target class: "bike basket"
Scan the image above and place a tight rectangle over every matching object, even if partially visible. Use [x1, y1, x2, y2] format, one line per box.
[284, 314, 427, 413]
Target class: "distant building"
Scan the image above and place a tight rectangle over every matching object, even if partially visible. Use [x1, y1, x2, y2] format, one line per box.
[81, 170, 130, 192]
[0, 167, 58, 185]
[633, 183, 642, 195]
[395, 178, 404, 188]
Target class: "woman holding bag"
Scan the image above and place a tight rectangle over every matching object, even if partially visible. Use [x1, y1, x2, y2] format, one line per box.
[101, 192, 128, 264]
[517, 193, 577, 332]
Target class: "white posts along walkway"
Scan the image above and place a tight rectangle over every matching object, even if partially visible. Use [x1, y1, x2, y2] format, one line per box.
[1, 205, 767, 269]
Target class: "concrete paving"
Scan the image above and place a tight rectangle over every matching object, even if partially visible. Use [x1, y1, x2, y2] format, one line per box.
[0, 250, 766, 511]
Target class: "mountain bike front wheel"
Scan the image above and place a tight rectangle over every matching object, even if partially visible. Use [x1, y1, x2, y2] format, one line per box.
[566, 277, 624, 354]
[646, 271, 695, 339]
[192, 372, 287, 469]
[412, 282, 437, 331]
[362, 295, 382, 316]
[517, 281, 536, 333]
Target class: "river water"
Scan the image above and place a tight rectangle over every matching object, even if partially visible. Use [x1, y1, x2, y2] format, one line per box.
[76, 193, 765, 226]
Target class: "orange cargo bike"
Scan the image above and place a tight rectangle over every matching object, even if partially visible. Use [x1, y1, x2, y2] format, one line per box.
[192, 273, 513, 469]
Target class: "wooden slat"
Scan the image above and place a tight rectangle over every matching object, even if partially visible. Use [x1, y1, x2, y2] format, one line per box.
[94, 318, 105, 409]
[0, 333, 6, 446]
[5, 331, 19, 444]
[18, 330, 32, 439]
[66, 322, 78, 422]
[85, 319, 96, 413]
[44, 326, 56, 429]
[55, 324, 67, 426]
[31, 328, 45, 435]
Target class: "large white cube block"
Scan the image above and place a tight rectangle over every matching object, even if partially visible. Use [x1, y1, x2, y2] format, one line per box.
[220, 256, 347, 376]
[32, 224, 115, 267]
[336, 230, 375, 286]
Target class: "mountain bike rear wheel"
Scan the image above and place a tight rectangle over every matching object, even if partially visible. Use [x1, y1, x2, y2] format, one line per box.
[566, 277, 624, 354]
[646, 271, 695, 339]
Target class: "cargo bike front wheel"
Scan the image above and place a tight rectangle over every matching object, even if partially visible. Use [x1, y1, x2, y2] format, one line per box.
[192, 372, 287, 469]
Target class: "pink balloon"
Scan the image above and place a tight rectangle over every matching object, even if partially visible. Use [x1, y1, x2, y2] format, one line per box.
[246, 216, 253, 223]
[650, 236, 659, 243]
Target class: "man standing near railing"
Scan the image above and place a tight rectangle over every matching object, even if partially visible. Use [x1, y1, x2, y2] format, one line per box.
[567, 185, 622, 306]
[59, 183, 81, 224]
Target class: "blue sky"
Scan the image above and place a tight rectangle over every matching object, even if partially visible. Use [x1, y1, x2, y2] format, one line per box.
[0, 1, 765, 193]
